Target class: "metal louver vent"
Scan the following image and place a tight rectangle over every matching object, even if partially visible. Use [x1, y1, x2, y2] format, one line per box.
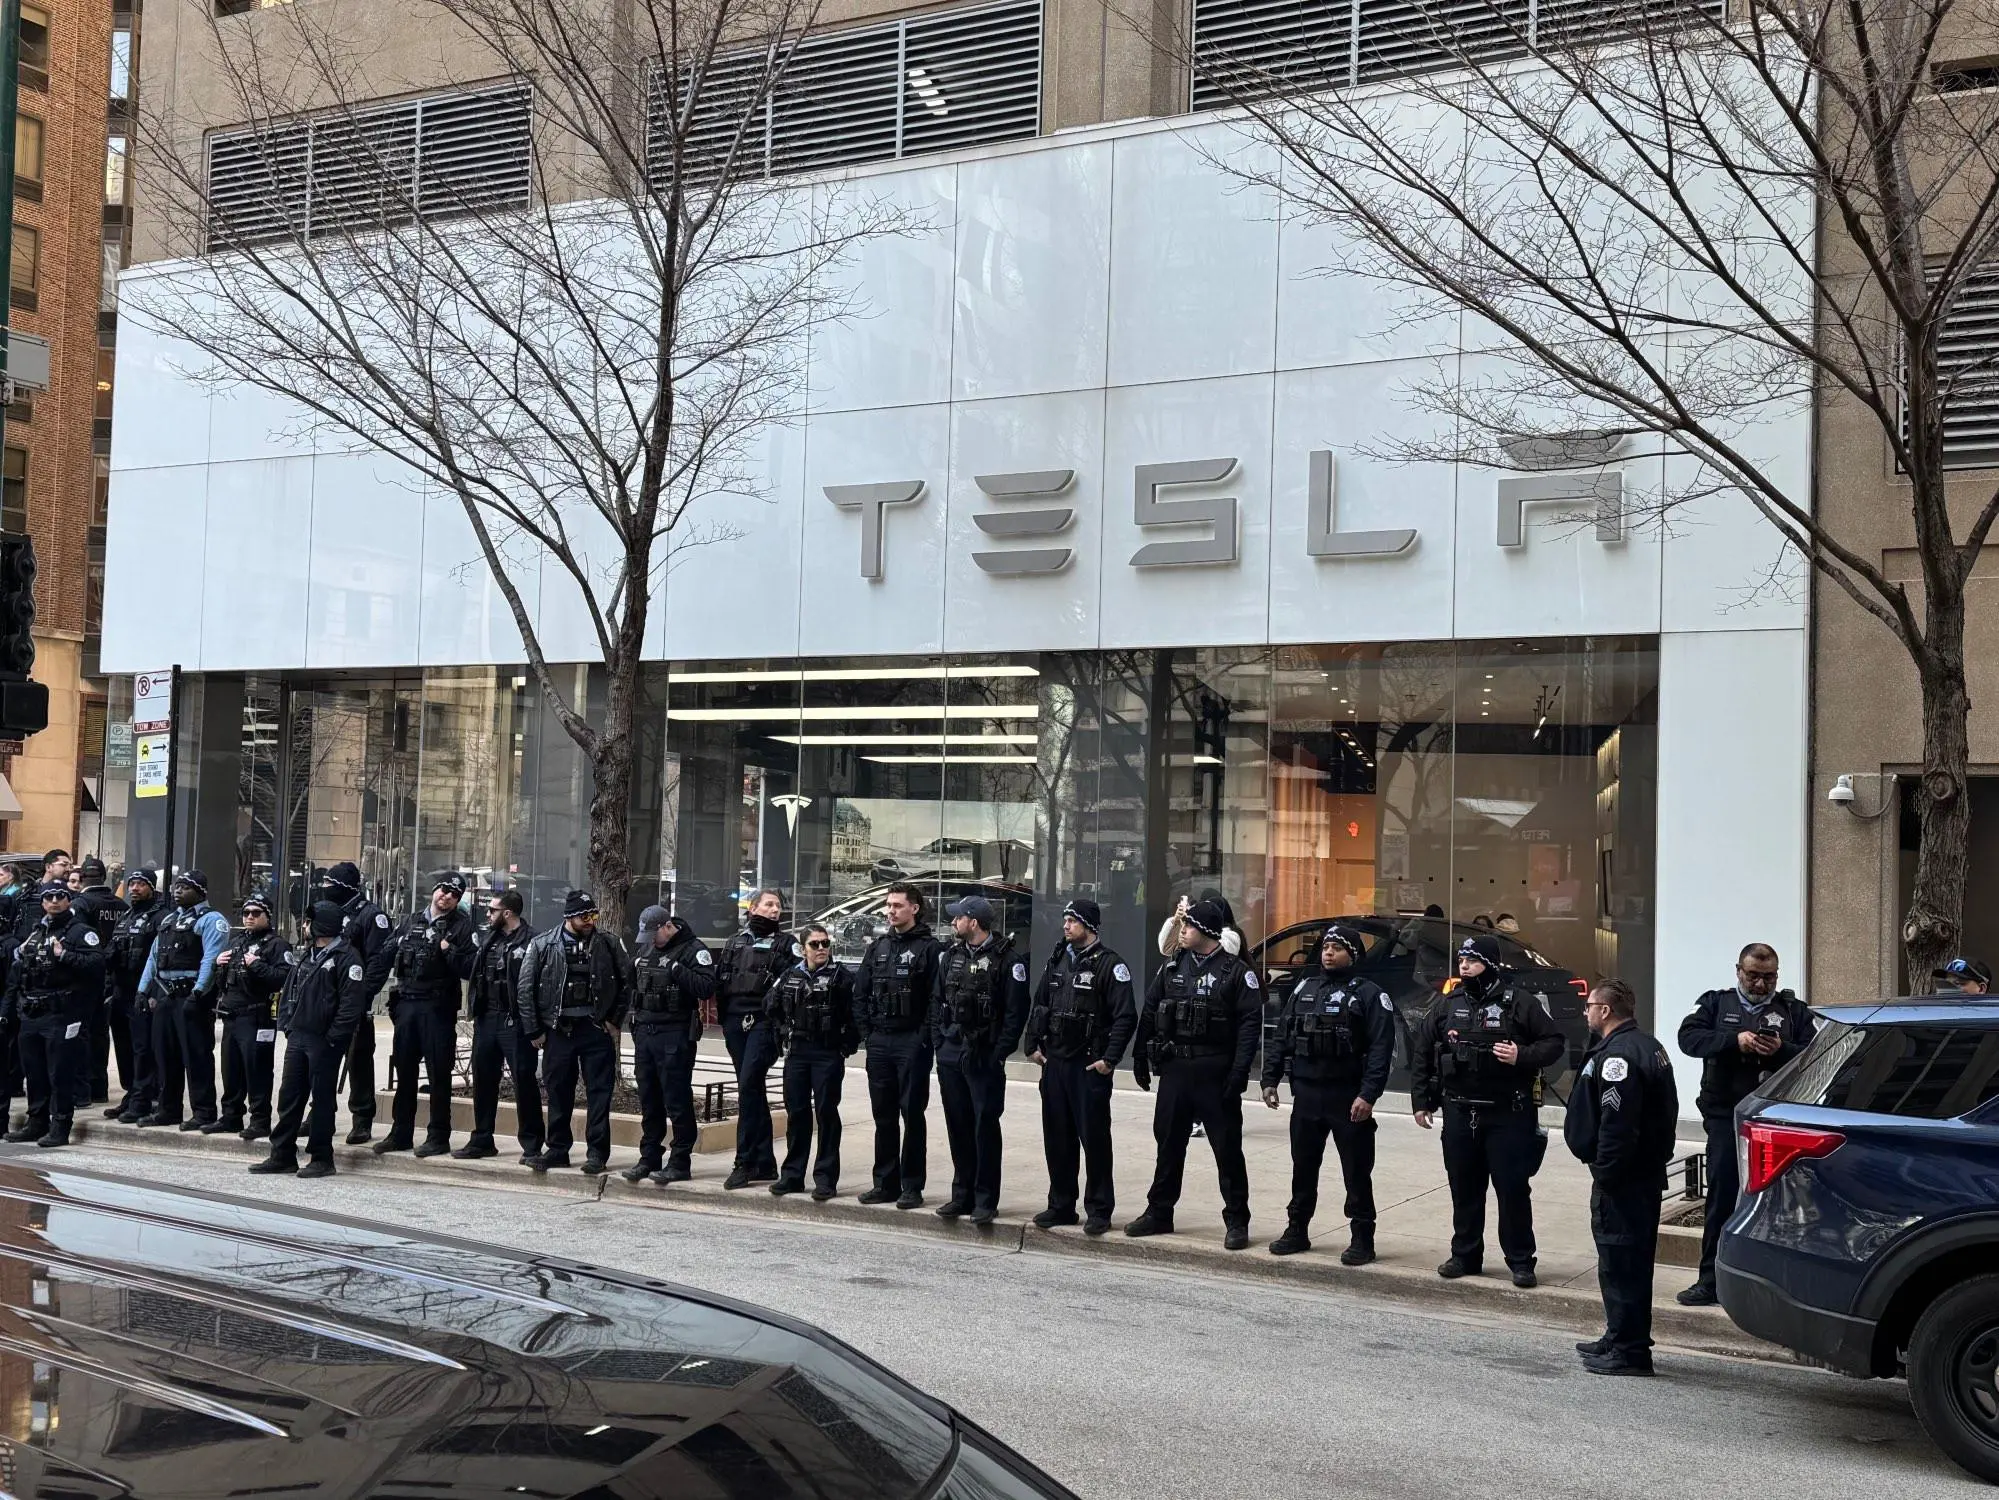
[1192, 0, 1725, 109]
[1932, 264, 1999, 468]
[652, 0, 1042, 186]
[207, 81, 533, 251]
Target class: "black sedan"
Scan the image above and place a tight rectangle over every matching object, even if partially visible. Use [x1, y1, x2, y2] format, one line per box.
[0, 1158, 1073, 1499]
[1250, 914, 1590, 1095]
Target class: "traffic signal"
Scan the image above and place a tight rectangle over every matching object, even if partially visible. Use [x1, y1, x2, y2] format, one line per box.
[0, 534, 47, 737]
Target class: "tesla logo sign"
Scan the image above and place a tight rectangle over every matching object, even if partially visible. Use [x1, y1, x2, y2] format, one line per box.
[827, 444, 1626, 579]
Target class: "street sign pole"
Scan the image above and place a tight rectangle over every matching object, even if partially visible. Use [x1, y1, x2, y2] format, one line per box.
[0, 0, 20, 410]
[161, 666, 180, 880]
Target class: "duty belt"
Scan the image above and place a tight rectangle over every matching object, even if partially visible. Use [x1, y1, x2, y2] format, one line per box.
[557, 1005, 597, 1020]
[18, 993, 58, 1019]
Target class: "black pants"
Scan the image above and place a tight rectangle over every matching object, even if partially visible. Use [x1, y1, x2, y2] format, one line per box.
[544, 1021, 616, 1164]
[1593, 1179, 1664, 1359]
[865, 1027, 931, 1194]
[726, 1016, 781, 1175]
[633, 1021, 698, 1170]
[388, 1000, 458, 1146]
[84, 988, 112, 1105]
[346, 1013, 377, 1128]
[19, 1013, 81, 1131]
[1287, 1080, 1377, 1229]
[109, 984, 143, 1101]
[1441, 1100, 1542, 1271]
[780, 1044, 846, 1192]
[1040, 1054, 1114, 1220]
[269, 1031, 343, 1166]
[217, 1010, 276, 1126]
[468, 1010, 543, 1155]
[1697, 1110, 1739, 1283]
[1146, 1054, 1251, 1227]
[151, 994, 217, 1123]
[938, 1045, 1007, 1213]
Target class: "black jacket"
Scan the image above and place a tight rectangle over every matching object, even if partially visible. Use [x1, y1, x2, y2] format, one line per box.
[1135, 946, 1262, 1092]
[715, 924, 801, 1020]
[339, 891, 396, 996]
[1026, 939, 1138, 1067]
[855, 922, 944, 1036]
[107, 895, 166, 994]
[213, 928, 291, 1018]
[1409, 975, 1566, 1113]
[1565, 1021, 1680, 1190]
[1677, 987, 1815, 1117]
[277, 937, 374, 1046]
[518, 925, 635, 1035]
[930, 934, 1031, 1060]
[630, 925, 717, 1035]
[772, 960, 860, 1055]
[468, 919, 536, 1021]
[78, 885, 126, 948]
[1262, 968, 1396, 1102]
[387, 904, 478, 1006]
[5, 912, 108, 1023]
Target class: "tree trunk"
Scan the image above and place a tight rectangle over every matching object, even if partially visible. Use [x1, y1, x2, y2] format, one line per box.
[586, 654, 639, 919]
[1903, 646, 1972, 989]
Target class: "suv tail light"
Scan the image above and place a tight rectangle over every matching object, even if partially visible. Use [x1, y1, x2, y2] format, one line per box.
[1741, 1120, 1845, 1194]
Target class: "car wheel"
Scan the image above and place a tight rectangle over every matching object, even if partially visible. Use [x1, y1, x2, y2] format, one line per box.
[1908, 1272, 1999, 1484]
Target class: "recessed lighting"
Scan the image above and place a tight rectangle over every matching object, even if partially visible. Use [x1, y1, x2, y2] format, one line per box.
[863, 753, 1037, 765]
[669, 706, 1040, 722]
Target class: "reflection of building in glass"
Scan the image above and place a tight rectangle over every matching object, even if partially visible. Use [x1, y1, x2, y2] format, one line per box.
[830, 801, 873, 890]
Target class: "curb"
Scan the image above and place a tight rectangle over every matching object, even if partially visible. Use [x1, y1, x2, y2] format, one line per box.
[64, 1119, 1790, 1365]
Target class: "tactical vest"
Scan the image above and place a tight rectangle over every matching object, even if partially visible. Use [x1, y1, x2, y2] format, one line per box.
[476, 933, 511, 1006]
[866, 934, 925, 1026]
[721, 931, 784, 1006]
[939, 941, 1007, 1047]
[1152, 955, 1237, 1054]
[156, 911, 204, 972]
[110, 902, 162, 977]
[14, 926, 61, 1009]
[1044, 945, 1111, 1055]
[780, 966, 843, 1046]
[392, 916, 451, 987]
[1291, 975, 1365, 1062]
[633, 952, 692, 1018]
[1438, 985, 1530, 1103]
[558, 936, 596, 1017]
[219, 937, 279, 1015]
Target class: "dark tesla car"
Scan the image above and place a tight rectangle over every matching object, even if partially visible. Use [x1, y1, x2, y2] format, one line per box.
[1250, 914, 1591, 1094]
[0, 1158, 1073, 1499]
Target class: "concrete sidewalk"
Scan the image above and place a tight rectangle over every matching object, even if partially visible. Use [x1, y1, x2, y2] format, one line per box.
[68, 1015, 1768, 1361]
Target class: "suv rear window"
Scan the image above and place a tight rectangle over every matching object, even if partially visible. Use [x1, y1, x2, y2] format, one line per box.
[1763, 1019, 1999, 1119]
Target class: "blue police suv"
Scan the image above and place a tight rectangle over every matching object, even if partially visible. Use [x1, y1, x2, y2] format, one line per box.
[1717, 995, 1999, 1484]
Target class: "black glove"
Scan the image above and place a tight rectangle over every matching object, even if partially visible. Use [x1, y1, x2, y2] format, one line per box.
[1133, 1059, 1151, 1092]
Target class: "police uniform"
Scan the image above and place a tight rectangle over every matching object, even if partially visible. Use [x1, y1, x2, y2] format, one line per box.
[208, 903, 290, 1138]
[74, 861, 125, 1107]
[625, 909, 716, 1184]
[379, 881, 478, 1156]
[1676, 980, 1814, 1296]
[1129, 902, 1263, 1247]
[1262, 928, 1396, 1260]
[931, 911, 1031, 1222]
[2, 889, 107, 1147]
[106, 875, 166, 1122]
[1410, 936, 1566, 1283]
[715, 916, 802, 1187]
[458, 910, 540, 1162]
[771, 953, 859, 1198]
[321, 862, 394, 1143]
[137, 872, 231, 1129]
[1026, 900, 1137, 1231]
[518, 892, 633, 1172]
[253, 903, 374, 1177]
[855, 916, 943, 1206]
[1566, 1017, 1679, 1372]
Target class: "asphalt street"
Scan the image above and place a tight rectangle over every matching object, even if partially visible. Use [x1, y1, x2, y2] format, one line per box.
[49, 1146, 1978, 1500]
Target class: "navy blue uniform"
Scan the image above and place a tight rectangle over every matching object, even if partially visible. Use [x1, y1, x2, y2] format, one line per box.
[106, 894, 165, 1118]
[628, 926, 716, 1177]
[772, 959, 859, 1195]
[4, 913, 107, 1142]
[212, 927, 291, 1133]
[268, 940, 374, 1168]
[714, 923, 801, 1180]
[1134, 946, 1262, 1232]
[854, 922, 943, 1200]
[382, 904, 478, 1150]
[931, 935, 1031, 1216]
[462, 919, 539, 1160]
[1262, 967, 1396, 1240]
[338, 892, 395, 1135]
[1026, 940, 1137, 1224]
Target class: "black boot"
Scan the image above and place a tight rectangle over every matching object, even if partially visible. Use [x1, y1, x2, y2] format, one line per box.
[242, 1118, 271, 1141]
[4, 1120, 43, 1144]
[1269, 1221, 1312, 1256]
[248, 1155, 298, 1175]
[36, 1117, 71, 1148]
[1124, 1209, 1174, 1238]
[199, 1116, 244, 1136]
[1340, 1224, 1377, 1267]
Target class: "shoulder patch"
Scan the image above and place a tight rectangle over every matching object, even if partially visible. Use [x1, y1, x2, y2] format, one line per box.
[1244, 969, 1260, 990]
[348, 963, 365, 982]
[284, 951, 297, 965]
[374, 912, 390, 929]
[695, 948, 713, 966]
[1112, 963, 1132, 984]
[1380, 992, 1393, 1011]
[1601, 1056, 1629, 1082]
[1012, 961, 1027, 983]
[1581, 1057, 1596, 1078]
[83, 930, 100, 946]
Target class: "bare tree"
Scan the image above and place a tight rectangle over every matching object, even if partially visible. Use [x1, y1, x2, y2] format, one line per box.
[1154, 0, 1999, 979]
[127, 0, 907, 913]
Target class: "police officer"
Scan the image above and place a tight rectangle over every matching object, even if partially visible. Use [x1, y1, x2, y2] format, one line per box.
[1411, 933, 1566, 1286]
[1026, 898, 1136, 1236]
[855, 882, 943, 1209]
[251, 901, 373, 1180]
[2, 883, 106, 1147]
[106, 868, 165, 1123]
[13, 851, 68, 942]
[136, 871, 230, 1130]
[205, 896, 290, 1139]
[518, 891, 632, 1175]
[1567, 977, 1679, 1375]
[1933, 956, 1991, 995]
[455, 888, 541, 1163]
[73, 857, 124, 1109]
[377, 874, 478, 1158]
[931, 895, 1029, 1226]
[623, 905, 716, 1186]
[1675, 941, 1813, 1306]
[319, 861, 395, 1144]
[1261, 925, 1395, 1262]
[714, 888, 800, 1190]
[770, 921, 859, 1200]
[1127, 898, 1261, 1249]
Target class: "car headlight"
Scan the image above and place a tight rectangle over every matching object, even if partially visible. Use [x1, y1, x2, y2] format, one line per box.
[935, 1420, 1079, 1499]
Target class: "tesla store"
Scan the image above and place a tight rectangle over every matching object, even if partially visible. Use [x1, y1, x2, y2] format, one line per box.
[100, 108, 1809, 1098]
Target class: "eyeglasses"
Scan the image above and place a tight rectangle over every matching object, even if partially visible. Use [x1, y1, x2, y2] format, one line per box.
[1583, 997, 1610, 1011]
[805, 939, 831, 950]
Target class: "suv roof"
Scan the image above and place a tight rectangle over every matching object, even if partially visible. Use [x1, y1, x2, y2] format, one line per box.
[1810, 996, 1999, 1027]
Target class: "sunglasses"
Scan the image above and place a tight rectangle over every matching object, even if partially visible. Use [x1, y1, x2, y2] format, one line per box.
[805, 939, 831, 950]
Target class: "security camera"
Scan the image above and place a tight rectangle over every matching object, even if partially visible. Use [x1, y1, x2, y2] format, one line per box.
[1828, 774, 1857, 806]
